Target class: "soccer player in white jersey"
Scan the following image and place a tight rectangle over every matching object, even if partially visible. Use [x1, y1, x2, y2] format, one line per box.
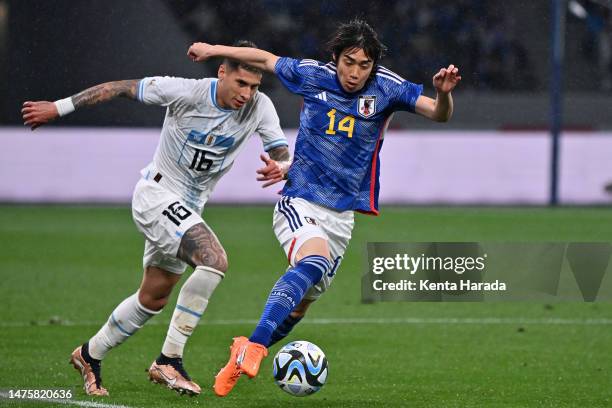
[187, 20, 461, 396]
[21, 41, 291, 397]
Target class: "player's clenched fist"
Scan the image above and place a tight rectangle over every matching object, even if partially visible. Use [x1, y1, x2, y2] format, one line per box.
[432, 64, 461, 94]
[21, 101, 59, 130]
[187, 42, 215, 62]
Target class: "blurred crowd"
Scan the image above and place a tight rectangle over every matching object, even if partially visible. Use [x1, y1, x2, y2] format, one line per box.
[178, 0, 536, 91]
[577, 2, 612, 91]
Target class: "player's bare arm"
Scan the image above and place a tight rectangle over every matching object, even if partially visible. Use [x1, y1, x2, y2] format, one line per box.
[415, 64, 461, 122]
[176, 223, 228, 272]
[188, 42, 279, 73]
[71, 79, 139, 108]
[21, 79, 140, 130]
[257, 145, 292, 188]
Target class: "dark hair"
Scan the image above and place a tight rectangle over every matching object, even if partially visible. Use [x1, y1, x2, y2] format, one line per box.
[326, 19, 387, 65]
[223, 40, 262, 74]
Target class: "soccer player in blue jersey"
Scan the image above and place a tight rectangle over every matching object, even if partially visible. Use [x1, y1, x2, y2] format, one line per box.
[188, 19, 461, 396]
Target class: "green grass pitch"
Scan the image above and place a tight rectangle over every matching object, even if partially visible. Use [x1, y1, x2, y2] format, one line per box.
[1, 205, 611, 407]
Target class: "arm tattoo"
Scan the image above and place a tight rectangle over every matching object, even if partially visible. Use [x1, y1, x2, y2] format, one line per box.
[71, 79, 140, 110]
[268, 145, 291, 162]
[177, 223, 228, 271]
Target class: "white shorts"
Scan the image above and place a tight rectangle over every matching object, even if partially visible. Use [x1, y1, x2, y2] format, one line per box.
[132, 177, 204, 274]
[273, 196, 354, 300]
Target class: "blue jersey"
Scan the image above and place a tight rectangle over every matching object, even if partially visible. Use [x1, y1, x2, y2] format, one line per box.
[275, 57, 423, 215]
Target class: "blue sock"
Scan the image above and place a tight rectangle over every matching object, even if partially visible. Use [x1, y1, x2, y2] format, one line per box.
[269, 314, 303, 347]
[249, 255, 330, 347]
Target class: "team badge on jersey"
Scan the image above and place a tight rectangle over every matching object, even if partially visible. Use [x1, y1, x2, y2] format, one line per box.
[358, 95, 376, 118]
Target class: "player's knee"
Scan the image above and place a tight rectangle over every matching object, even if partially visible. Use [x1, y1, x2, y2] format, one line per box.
[149, 297, 169, 311]
[138, 291, 170, 312]
[140, 266, 180, 311]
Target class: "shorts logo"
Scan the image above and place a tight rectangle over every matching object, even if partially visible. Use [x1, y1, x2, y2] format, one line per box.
[358, 95, 376, 118]
[305, 216, 317, 226]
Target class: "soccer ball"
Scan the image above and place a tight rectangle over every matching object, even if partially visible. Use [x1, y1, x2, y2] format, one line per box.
[272, 340, 328, 397]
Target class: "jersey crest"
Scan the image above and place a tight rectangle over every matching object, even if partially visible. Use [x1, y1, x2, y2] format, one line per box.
[358, 95, 376, 118]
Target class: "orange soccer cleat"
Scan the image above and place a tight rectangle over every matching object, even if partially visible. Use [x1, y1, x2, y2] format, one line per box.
[237, 340, 268, 378]
[213, 336, 268, 397]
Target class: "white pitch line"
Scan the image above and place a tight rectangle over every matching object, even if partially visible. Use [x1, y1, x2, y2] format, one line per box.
[0, 392, 134, 408]
[307, 317, 612, 325]
[1, 317, 612, 328]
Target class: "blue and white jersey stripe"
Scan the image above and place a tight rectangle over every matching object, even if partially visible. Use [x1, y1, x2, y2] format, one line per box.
[377, 66, 406, 83]
[264, 139, 289, 151]
[136, 79, 146, 102]
[375, 72, 403, 85]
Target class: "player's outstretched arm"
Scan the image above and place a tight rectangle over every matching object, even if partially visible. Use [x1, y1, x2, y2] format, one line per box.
[415, 64, 461, 123]
[21, 79, 139, 130]
[188, 42, 279, 73]
[256, 145, 292, 188]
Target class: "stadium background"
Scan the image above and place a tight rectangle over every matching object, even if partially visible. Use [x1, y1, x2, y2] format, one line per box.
[1, 1, 611, 407]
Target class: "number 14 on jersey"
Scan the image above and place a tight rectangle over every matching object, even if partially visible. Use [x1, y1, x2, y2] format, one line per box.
[326, 109, 355, 138]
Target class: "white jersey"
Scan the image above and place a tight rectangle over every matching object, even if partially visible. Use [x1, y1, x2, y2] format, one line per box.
[135, 76, 287, 211]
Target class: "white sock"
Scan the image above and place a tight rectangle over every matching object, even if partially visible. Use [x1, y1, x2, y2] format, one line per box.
[88, 292, 160, 360]
[161, 266, 224, 358]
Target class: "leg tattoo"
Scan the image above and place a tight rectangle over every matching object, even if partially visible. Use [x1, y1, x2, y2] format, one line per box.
[177, 223, 228, 271]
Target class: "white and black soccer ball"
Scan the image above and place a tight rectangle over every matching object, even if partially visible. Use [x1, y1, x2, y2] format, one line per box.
[272, 340, 328, 397]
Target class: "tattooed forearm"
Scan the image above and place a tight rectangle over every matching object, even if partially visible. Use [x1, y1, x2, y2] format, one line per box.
[71, 79, 140, 109]
[268, 145, 291, 162]
[177, 223, 228, 272]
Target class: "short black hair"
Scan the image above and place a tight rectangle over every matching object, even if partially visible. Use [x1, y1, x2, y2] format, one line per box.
[223, 40, 262, 74]
[326, 19, 387, 65]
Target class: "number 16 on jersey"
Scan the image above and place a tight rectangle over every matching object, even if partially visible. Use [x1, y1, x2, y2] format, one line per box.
[189, 148, 213, 171]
